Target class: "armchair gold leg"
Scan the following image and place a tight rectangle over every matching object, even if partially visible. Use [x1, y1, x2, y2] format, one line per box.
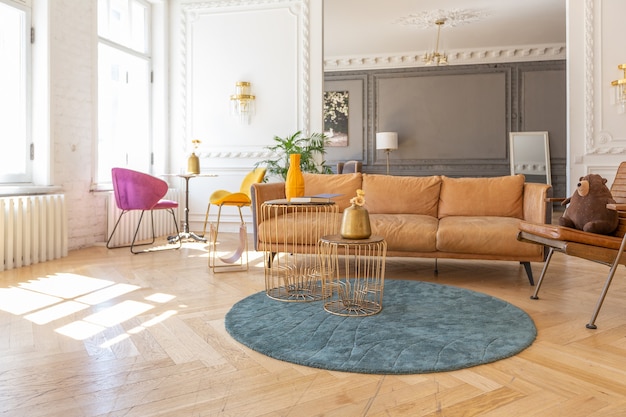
[208, 205, 249, 273]
[202, 203, 212, 237]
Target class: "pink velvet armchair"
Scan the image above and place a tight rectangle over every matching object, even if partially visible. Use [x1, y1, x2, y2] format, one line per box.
[107, 167, 181, 253]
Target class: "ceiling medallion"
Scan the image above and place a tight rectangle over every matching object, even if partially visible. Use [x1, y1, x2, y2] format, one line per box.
[395, 8, 488, 29]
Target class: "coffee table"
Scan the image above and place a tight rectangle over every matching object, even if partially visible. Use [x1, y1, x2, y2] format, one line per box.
[260, 199, 338, 302]
[318, 234, 387, 316]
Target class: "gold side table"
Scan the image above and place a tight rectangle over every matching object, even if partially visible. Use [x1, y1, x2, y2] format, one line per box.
[162, 173, 218, 243]
[319, 234, 387, 316]
[261, 199, 339, 302]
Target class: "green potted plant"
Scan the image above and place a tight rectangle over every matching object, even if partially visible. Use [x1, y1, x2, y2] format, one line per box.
[255, 131, 332, 181]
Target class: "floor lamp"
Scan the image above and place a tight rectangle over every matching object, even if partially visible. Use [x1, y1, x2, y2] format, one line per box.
[376, 132, 398, 175]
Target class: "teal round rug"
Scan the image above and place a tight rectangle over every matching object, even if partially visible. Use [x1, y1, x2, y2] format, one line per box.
[225, 280, 536, 374]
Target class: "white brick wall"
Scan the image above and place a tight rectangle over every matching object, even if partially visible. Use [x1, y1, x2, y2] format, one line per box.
[50, 0, 107, 250]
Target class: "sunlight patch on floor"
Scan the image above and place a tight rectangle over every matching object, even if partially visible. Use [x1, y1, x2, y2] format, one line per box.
[19, 273, 114, 299]
[56, 320, 107, 340]
[24, 300, 91, 325]
[0, 287, 62, 315]
[145, 293, 176, 303]
[127, 310, 178, 335]
[0, 272, 178, 346]
[83, 300, 154, 327]
[76, 283, 140, 305]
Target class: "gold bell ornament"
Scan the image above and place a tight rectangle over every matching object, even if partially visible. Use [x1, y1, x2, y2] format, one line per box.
[187, 139, 201, 174]
[340, 189, 371, 239]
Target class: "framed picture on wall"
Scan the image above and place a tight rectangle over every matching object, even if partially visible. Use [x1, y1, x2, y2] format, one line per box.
[323, 76, 367, 162]
[324, 91, 349, 147]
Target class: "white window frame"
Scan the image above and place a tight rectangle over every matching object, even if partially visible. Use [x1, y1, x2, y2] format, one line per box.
[95, 0, 166, 188]
[0, 0, 32, 185]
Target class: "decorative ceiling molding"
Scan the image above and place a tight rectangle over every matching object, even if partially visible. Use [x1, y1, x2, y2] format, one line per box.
[324, 44, 566, 72]
[395, 8, 489, 29]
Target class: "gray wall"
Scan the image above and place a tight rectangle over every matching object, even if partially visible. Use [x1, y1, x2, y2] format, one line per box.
[324, 60, 566, 197]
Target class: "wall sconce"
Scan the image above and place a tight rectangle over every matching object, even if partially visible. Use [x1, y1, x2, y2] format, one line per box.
[230, 81, 256, 124]
[612, 64, 626, 114]
[376, 132, 398, 175]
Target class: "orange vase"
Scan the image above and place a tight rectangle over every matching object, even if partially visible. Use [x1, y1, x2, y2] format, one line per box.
[285, 153, 305, 201]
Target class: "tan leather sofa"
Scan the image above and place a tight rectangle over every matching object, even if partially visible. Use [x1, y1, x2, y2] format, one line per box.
[251, 172, 553, 284]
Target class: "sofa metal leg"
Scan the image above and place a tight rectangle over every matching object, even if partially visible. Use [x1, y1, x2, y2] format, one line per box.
[521, 261, 534, 286]
[266, 252, 276, 268]
[434, 258, 438, 275]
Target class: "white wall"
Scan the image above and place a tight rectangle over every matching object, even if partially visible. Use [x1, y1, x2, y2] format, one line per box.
[567, 0, 626, 191]
[170, 0, 323, 233]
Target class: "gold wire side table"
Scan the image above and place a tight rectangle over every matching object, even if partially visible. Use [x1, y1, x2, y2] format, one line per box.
[319, 234, 387, 316]
[261, 199, 339, 302]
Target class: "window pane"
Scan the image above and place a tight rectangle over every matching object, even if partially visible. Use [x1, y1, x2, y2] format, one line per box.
[98, 0, 148, 54]
[97, 43, 151, 182]
[130, 1, 147, 53]
[0, 1, 29, 182]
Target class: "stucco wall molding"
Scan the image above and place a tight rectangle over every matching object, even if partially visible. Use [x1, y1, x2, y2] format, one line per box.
[178, 0, 311, 158]
[325, 44, 566, 72]
[584, 0, 626, 155]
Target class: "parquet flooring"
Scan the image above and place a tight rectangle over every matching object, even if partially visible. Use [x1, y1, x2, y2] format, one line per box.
[1, 229, 626, 416]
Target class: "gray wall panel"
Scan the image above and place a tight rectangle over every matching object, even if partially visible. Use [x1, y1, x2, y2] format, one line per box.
[377, 72, 507, 160]
[324, 60, 565, 194]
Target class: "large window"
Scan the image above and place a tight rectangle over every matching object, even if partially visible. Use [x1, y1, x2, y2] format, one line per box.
[97, 0, 152, 184]
[0, 0, 31, 184]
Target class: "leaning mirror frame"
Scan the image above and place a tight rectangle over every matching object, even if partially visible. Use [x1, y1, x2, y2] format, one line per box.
[509, 131, 551, 186]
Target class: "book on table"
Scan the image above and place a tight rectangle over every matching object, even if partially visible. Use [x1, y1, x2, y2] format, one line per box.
[289, 193, 342, 203]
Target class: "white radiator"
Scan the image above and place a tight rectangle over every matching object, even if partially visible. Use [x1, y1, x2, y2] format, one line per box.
[0, 194, 68, 271]
[106, 189, 181, 247]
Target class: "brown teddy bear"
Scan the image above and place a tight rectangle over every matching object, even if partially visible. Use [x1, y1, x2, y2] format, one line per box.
[559, 173, 618, 235]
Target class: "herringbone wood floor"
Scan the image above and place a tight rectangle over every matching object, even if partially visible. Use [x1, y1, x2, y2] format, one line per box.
[1, 231, 626, 416]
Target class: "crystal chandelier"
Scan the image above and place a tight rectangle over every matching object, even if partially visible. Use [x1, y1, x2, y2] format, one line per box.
[423, 19, 448, 66]
[396, 8, 489, 68]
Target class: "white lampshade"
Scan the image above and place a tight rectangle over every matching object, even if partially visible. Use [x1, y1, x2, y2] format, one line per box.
[376, 132, 398, 150]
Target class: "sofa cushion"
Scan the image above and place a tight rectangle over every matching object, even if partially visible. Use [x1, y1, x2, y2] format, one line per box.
[303, 172, 362, 212]
[438, 175, 525, 219]
[362, 174, 442, 216]
[437, 216, 541, 257]
[370, 213, 438, 252]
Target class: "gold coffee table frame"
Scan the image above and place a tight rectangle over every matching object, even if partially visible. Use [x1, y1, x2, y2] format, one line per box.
[261, 200, 339, 302]
[319, 234, 387, 316]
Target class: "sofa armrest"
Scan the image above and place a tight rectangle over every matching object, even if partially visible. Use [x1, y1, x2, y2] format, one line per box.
[250, 182, 286, 251]
[523, 182, 553, 224]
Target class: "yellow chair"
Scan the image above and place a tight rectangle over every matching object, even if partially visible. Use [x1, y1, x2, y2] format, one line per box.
[202, 168, 266, 271]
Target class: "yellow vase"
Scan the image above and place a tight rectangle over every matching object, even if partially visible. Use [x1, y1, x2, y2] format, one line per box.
[187, 152, 200, 174]
[340, 204, 371, 239]
[285, 153, 305, 201]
